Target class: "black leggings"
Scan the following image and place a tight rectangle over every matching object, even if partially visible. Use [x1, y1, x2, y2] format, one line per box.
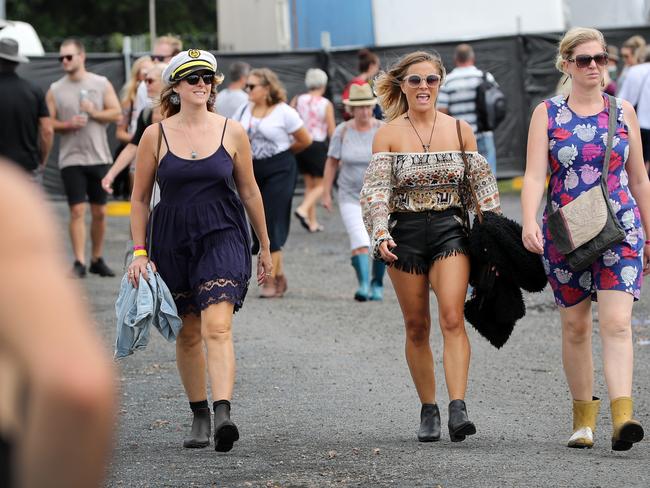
[251, 150, 297, 254]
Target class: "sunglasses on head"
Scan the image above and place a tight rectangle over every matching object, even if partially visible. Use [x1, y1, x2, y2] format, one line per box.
[568, 52, 608, 69]
[403, 74, 441, 88]
[182, 72, 214, 85]
[58, 54, 76, 63]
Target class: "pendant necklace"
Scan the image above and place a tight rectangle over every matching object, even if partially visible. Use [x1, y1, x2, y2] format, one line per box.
[181, 119, 198, 159]
[405, 110, 437, 152]
[248, 104, 270, 138]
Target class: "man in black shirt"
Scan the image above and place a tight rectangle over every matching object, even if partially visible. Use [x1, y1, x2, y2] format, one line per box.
[0, 38, 53, 176]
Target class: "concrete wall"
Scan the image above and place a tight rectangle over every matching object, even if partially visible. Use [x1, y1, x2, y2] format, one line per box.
[371, 0, 566, 46]
[564, 0, 650, 28]
[218, 0, 291, 52]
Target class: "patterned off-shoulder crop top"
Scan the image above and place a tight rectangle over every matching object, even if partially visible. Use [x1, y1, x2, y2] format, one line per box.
[360, 151, 500, 257]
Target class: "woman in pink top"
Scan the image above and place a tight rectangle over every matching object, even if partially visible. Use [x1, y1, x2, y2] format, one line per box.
[292, 69, 335, 232]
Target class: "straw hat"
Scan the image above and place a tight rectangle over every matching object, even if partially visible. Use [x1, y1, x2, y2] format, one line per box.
[344, 83, 377, 106]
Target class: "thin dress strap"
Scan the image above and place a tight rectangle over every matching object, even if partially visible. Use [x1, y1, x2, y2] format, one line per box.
[159, 122, 170, 150]
[221, 118, 228, 145]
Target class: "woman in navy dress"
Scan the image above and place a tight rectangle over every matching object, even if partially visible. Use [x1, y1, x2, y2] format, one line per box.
[128, 50, 272, 453]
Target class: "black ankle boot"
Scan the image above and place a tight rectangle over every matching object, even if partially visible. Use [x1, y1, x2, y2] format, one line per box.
[183, 406, 211, 448]
[213, 400, 239, 452]
[448, 399, 476, 442]
[417, 403, 441, 442]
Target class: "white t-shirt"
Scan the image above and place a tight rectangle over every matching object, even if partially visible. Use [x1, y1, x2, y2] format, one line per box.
[618, 62, 650, 129]
[216, 88, 249, 118]
[236, 102, 303, 159]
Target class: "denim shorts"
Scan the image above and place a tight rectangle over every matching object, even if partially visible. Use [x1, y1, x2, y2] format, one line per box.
[387, 208, 470, 275]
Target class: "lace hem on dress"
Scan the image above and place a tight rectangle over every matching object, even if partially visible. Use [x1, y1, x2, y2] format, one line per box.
[172, 277, 249, 316]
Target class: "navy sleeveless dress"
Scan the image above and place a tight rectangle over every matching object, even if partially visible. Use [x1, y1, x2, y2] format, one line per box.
[148, 120, 251, 316]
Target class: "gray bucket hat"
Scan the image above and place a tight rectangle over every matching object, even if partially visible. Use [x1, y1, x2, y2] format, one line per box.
[0, 38, 29, 63]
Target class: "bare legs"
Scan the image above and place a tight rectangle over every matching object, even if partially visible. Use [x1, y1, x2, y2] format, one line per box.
[388, 254, 471, 403]
[296, 174, 324, 231]
[175, 302, 236, 403]
[559, 290, 634, 401]
[68, 202, 107, 263]
[559, 298, 594, 401]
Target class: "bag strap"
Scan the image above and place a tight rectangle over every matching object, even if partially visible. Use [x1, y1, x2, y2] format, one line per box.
[456, 120, 484, 224]
[601, 94, 617, 185]
[146, 123, 163, 257]
[545, 95, 617, 211]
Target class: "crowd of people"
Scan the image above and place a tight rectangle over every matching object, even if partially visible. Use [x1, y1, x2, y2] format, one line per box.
[1, 26, 649, 487]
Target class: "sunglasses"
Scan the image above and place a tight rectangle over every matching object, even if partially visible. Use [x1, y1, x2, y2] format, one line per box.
[403, 74, 441, 88]
[151, 54, 169, 62]
[58, 54, 76, 63]
[182, 73, 214, 85]
[245, 83, 260, 91]
[144, 78, 157, 85]
[568, 53, 608, 69]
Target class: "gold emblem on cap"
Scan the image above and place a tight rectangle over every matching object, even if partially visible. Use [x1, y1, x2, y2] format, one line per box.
[188, 49, 200, 58]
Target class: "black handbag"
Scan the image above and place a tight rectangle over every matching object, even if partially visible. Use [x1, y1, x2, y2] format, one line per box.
[545, 94, 625, 271]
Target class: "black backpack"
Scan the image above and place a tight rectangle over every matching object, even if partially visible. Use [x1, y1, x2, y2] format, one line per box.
[475, 71, 506, 132]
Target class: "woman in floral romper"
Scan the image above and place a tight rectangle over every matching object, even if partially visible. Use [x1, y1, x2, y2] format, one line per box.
[522, 28, 650, 452]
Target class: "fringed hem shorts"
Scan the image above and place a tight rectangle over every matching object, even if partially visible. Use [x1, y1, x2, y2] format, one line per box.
[387, 208, 469, 274]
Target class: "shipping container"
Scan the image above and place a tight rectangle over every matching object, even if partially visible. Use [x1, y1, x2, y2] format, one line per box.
[290, 0, 374, 49]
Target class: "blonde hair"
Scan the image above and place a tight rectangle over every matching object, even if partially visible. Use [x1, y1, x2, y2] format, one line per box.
[555, 27, 606, 73]
[160, 72, 224, 118]
[374, 51, 446, 122]
[250, 68, 287, 105]
[121, 55, 153, 103]
[155, 35, 183, 56]
[622, 35, 647, 64]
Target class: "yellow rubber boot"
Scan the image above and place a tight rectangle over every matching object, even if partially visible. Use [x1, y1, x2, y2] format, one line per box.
[567, 397, 600, 448]
[611, 397, 644, 451]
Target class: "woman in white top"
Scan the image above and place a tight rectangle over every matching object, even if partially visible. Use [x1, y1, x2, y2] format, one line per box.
[236, 68, 312, 298]
[292, 68, 335, 232]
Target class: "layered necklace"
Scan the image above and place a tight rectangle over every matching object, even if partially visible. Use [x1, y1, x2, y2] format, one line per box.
[404, 110, 437, 153]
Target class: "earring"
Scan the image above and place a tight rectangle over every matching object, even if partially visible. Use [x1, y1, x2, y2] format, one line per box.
[170, 93, 180, 106]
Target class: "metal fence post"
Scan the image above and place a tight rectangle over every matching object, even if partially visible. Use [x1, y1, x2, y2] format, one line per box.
[123, 35, 132, 84]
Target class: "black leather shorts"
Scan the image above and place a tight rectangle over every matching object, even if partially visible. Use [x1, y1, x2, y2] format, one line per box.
[387, 208, 469, 275]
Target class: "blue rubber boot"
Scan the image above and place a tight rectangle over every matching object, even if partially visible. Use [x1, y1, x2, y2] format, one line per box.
[351, 254, 370, 302]
[369, 259, 386, 301]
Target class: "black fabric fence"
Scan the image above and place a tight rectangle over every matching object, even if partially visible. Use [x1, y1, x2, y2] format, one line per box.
[18, 26, 650, 195]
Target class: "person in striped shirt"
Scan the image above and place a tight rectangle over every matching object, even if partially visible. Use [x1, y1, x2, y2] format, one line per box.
[438, 44, 498, 176]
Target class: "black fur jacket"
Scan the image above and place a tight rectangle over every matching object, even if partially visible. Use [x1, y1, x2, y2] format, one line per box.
[465, 211, 547, 349]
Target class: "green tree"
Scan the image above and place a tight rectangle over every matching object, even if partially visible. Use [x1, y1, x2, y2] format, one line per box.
[7, 0, 217, 50]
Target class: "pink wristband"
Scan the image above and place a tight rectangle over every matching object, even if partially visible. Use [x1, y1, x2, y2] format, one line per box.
[645, 240, 650, 245]
[133, 245, 146, 251]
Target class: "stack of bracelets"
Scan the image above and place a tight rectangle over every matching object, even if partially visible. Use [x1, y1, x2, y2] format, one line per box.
[133, 245, 148, 258]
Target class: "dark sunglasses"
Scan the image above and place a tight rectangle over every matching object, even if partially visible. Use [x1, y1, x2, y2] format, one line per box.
[151, 54, 168, 62]
[245, 83, 260, 91]
[58, 54, 76, 63]
[183, 73, 214, 85]
[403, 74, 441, 88]
[568, 52, 608, 69]
[144, 78, 157, 85]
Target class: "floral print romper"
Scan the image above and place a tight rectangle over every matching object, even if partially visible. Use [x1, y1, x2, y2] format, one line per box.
[543, 94, 644, 307]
